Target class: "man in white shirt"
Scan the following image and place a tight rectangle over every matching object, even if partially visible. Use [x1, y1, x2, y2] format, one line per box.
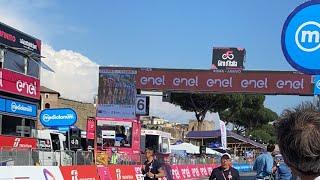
[275, 103, 320, 180]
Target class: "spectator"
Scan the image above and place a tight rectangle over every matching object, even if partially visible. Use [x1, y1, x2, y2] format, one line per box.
[209, 153, 240, 180]
[253, 144, 276, 179]
[275, 103, 320, 180]
[274, 154, 293, 180]
[110, 148, 119, 164]
[141, 147, 165, 180]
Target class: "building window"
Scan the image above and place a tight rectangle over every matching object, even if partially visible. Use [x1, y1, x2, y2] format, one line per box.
[45, 103, 50, 109]
[2, 48, 40, 79]
[3, 49, 26, 74]
[45, 94, 49, 99]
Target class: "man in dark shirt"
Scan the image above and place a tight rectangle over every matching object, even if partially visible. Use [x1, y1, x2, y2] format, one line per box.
[141, 147, 165, 180]
[210, 153, 240, 180]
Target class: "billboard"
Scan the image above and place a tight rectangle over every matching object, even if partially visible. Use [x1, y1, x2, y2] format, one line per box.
[97, 69, 137, 118]
[212, 47, 246, 71]
[0, 22, 41, 55]
[102, 67, 314, 95]
[0, 68, 40, 99]
[39, 108, 77, 128]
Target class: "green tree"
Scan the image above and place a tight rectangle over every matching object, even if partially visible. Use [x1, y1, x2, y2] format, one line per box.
[170, 93, 244, 130]
[220, 95, 278, 132]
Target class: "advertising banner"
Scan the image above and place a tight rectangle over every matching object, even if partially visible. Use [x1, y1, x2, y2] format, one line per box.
[60, 166, 100, 180]
[86, 118, 96, 140]
[0, 22, 41, 55]
[107, 165, 136, 180]
[0, 68, 40, 99]
[100, 67, 314, 95]
[212, 47, 246, 71]
[0, 135, 37, 148]
[97, 69, 137, 118]
[220, 120, 227, 150]
[39, 108, 77, 128]
[98, 167, 113, 180]
[0, 166, 63, 179]
[5, 99, 37, 117]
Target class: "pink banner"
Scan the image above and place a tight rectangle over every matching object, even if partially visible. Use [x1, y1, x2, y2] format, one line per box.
[0, 69, 40, 99]
[86, 118, 96, 140]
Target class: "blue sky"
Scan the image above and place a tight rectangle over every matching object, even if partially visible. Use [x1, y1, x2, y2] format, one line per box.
[1, 0, 315, 120]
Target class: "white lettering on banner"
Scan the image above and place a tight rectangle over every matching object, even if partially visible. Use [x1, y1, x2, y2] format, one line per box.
[71, 170, 78, 180]
[140, 76, 165, 86]
[116, 169, 121, 180]
[19, 38, 37, 50]
[13, 138, 20, 148]
[16, 80, 37, 95]
[241, 78, 268, 89]
[42, 114, 75, 122]
[173, 77, 198, 87]
[207, 78, 233, 88]
[276, 79, 304, 90]
[11, 102, 33, 113]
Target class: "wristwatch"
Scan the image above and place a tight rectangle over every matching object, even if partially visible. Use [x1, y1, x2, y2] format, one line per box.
[154, 174, 156, 178]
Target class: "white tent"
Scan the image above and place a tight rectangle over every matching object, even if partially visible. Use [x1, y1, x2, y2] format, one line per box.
[171, 142, 221, 156]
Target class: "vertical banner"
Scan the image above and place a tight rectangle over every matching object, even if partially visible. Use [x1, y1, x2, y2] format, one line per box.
[97, 69, 137, 118]
[220, 120, 227, 150]
[86, 118, 96, 140]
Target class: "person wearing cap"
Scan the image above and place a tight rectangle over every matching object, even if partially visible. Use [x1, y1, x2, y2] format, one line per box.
[209, 153, 240, 180]
[141, 147, 165, 180]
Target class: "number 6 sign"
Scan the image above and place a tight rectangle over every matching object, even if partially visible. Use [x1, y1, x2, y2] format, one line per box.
[136, 95, 150, 115]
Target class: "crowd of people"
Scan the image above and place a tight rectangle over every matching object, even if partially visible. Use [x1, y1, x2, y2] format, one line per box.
[209, 102, 320, 180]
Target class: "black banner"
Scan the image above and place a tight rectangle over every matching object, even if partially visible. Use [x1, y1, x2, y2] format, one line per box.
[0, 22, 41, 55]
[212, 47, 246, 71]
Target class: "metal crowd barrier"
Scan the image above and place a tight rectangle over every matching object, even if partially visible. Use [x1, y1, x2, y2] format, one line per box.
[0, 147, 95, 166]
[0, 147, 32, 166]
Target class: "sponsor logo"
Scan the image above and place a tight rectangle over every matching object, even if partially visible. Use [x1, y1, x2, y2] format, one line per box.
[43, 168, 56, 180]
[13, 138, 20, 148]
[71, 170, 78, 180]
[316, 80, 320, 90]
[0, 29, 16, 42]
[11, 102, 33, 113]
[222, 50, 234, 60]
[281, 1, 320, 74]
[16, 80, 37, 96]
[42, 114, 75, 122]
[19, 38, 38, 50]
[295, 21, 320, 52]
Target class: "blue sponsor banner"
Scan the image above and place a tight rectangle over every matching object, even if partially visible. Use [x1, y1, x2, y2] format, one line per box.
[5, 99, 37, 117]
[0, 98, 5, 112]
[314, 75, 320, 95]
[40, 108, 77, 128]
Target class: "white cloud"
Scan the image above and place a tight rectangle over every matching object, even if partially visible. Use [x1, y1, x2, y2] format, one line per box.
[0, 2, 209, 123]
[41, 44, 99, 103]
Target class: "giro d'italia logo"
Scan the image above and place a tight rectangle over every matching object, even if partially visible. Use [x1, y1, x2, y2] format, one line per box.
[282, 0, 320, 74]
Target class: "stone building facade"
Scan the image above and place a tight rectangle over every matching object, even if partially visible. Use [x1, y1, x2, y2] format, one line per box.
[38, 86, 96, 130]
